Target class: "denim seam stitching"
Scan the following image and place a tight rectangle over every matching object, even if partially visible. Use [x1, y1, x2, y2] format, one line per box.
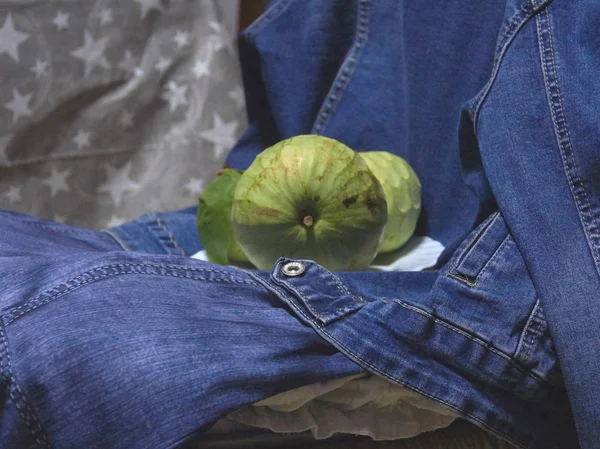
[514, 299, 540, 361]
[241, 0, 296, 38]
[4, 264, 257, 325]
[471, 2, 537, 131]
[320, 314, 524, 449]
[273, 268, 544, 382]
[154, 217, 185, 256]
[448, 219, 514, 289]
[101, 229, 128, 250]
[260, 278, 524, 449]
[274, 273, 359, 323]
[391, 299, 544, 383]
[446, 212, 502, 287]
[0, 323, 50, 448]
[536, 9, 600, 270]
[18, 220, 92, 236]
[472, 233, 513, 285]
[311, 0, 370, 134]
[449, 211, 499, 275]
[471, 2, 531, 110]
[322, 270, 361, 301]
[445, 272, 477, 287]
[525, 304, 545, 362]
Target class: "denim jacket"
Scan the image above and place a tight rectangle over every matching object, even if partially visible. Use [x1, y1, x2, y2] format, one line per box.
[0, 1, 597, 448]
[226, 0, 599, 446]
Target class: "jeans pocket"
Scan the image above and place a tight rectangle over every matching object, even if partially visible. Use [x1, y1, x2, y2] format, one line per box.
[439, 212, 561, 384]
[447, 211, 509, 287]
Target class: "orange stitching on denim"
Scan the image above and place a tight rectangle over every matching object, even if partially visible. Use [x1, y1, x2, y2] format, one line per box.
[155, 217, 185, 256]
[445, 271, 477, 287]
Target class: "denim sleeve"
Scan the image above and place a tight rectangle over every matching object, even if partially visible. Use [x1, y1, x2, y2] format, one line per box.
[474, 1, 600, 447]
[0, 209, 363, 448]
[0, 202, 576, 448]
[105, 204, 576, 448]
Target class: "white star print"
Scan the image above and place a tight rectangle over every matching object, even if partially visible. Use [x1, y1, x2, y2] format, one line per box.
[30, 59, 48, 78]
[119, 111, 134, 128]
[97, 162, 140, 206]
[0, 133, 13, 164]
[162, 81, 188, 112]
[3, 185, 21, 204]
[162, 125, 190, 147]
[200, 114, 239, 159]
[192, 59, 209, 79]
[72, 130, 91, 149]
[0, 13, 29, 63]
[173, 30, 190, 49]
[4, 88, 32, 123]
[41, 167, 71, 197]
[206, 20, 234, 55]
[134, 0, 163, 20]
[184, 177, 205, 196]
[134, 67, 145, 77]
[154, 56, 171, 73]
[70, 30, 110, 78]
[228, 87, 245, 109]
[52, 11, 70, 30]
[99, 8, 113, 25]
[118, 50, 137, 73]
[53, 214, 67, 224]
[106, 215, 126, 228]
[207, 34, 227, 55]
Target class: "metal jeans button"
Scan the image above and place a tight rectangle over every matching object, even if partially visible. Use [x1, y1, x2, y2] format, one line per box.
[282, 261, 305, 276]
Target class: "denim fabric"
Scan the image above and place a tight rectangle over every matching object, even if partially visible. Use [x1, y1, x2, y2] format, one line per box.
[475, 3, 600, 446]
[0, 0, 596, 448]
[0, 202, 575, 449]
[0, 209, 363, 448]
[224, 0, 592, 446]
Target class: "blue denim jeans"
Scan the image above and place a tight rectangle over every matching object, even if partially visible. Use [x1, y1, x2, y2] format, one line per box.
[1, 0, 598, 448]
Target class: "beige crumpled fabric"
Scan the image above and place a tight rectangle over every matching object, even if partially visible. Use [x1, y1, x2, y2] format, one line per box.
[227, 373, 458, 440]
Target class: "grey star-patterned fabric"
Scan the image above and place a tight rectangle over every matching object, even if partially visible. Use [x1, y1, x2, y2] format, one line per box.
[0, 0, 246, 229]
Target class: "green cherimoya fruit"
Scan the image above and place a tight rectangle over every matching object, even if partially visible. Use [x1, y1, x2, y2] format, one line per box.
[231, 135, 388, 271]
[197, 168, 251, 266]
[358, 151, 421, 253]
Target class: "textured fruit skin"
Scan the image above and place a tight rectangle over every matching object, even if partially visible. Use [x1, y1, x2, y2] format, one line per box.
[232, 135, 388, 271]
[358, 151, 421, 253]
[197, 168, 252, 266]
